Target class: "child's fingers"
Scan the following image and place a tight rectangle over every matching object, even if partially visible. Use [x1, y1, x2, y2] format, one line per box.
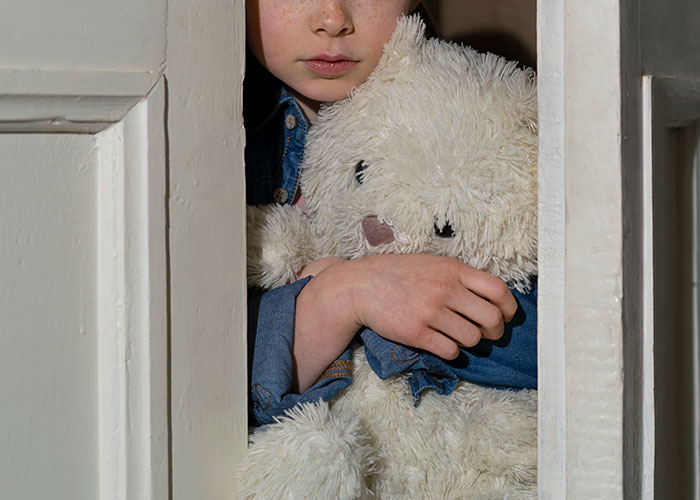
[414, 327, 461, 360]
[429, 308, 483, 348]
[445, 291, 506, 341]
[348, 254, 517, 356]
[457, 266, 518, 322]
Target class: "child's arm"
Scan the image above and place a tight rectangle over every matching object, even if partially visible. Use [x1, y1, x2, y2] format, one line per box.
[293, 253, 517, 392]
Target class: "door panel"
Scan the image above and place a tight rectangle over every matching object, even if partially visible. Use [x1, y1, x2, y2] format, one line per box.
[1, 0, 247, 498]
[1, 134, 99, 500]
[0, 83, 168, 500]
[652, 123, 698, 499]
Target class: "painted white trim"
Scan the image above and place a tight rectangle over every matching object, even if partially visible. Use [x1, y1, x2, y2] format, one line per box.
[0, 69, 160, 133]
[0, 68, 161, 96]
[539, 0, 638, 497]
[536, 0, 567, 497]
[641, 74, 657, 500]
[97, 78, 168, 500]
[165, 0, 248, 497]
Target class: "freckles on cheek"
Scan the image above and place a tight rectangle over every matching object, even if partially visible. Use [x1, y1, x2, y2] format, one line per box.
[270, 1, 306, 22]
[356, 0, 413, 36]
[358, 0, 415, 16]
[258, 2, 300, 33]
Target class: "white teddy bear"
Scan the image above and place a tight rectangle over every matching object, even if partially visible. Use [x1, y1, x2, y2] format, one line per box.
[239, 15, 538, 500]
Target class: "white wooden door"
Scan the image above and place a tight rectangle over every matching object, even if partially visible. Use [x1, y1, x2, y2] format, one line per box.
[538, 0, 700, 498]
[0, 1, 248, 499]
[8, 0, 700, 499]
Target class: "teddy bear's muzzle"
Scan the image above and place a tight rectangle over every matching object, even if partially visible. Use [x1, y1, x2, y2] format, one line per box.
[362, 215, 395, 246]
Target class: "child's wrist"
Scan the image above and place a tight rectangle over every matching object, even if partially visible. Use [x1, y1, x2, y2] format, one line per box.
[297, 260, 363, 337]
[337, 258, 375, 330]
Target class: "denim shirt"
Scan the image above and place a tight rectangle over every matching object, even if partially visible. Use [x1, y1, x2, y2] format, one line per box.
[245, 58, 537, 426]
[245, 52, 309, 207]
[245, 56, 356, 425]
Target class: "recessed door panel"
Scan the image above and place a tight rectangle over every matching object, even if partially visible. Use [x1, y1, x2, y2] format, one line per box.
[1, 134, 99, 499]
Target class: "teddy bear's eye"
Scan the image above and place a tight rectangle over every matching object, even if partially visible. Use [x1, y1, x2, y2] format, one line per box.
[434, 221, 456, 238]
[354, 161, 368, 184]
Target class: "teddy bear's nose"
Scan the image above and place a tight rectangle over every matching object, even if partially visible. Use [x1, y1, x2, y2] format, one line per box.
[362, 216, 395, 246]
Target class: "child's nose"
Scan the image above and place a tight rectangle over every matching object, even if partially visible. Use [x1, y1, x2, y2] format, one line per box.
[312, 0, 353, 37]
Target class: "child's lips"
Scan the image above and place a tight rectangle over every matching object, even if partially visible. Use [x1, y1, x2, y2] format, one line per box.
[303, 57, 358, 76]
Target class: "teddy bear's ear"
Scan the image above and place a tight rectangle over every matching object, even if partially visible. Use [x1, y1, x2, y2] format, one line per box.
[371, 14, 426, 80]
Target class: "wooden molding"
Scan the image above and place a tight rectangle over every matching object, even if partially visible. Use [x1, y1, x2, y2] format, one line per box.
[96, 78, 168, 500]
[0, 69, 161, 133]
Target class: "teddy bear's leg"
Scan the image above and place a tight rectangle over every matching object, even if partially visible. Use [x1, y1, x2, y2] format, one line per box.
[235, 401, 377, 500]
[331, 349, 538, 500]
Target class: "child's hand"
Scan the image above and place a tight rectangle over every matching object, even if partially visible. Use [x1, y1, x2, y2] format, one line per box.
[292, 254, 517, 392]
[347, 254, 517, 359]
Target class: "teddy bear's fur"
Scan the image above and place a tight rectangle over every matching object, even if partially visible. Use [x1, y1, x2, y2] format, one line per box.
[239, 15, 538, 500]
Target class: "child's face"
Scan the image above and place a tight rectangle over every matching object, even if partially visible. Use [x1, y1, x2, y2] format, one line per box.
[247, 0, 418, 118]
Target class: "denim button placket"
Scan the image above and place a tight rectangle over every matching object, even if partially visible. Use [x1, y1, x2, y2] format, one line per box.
[285, 113, 297, 130]
[279, 108, 307, 203]
[273, 187, 289, 204]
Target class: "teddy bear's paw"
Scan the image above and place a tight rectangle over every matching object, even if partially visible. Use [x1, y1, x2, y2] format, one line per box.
[247, 204, 318, 289]
[236, 401, 377, 500]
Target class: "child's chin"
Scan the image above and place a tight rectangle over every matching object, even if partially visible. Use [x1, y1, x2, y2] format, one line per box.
[303, 81, 360, 104]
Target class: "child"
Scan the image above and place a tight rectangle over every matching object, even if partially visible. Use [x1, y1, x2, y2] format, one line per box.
[245, 0, 525, 426]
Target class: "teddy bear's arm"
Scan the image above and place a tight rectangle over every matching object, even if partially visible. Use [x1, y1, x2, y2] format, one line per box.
[246, 204, 319, 289]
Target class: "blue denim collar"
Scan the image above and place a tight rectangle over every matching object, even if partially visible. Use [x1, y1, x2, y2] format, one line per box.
[244, 48, 312, 205]
[244, 80, 309, 205]
[249, 86, 305, 136]
[244, 50, 306, 133]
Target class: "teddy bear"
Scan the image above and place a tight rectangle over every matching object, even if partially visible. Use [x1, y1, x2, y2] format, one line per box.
[238, 14, 538, 500]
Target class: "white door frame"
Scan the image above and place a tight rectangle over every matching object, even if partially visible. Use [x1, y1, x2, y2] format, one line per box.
[165, 0, 249, 498]
[538, 0, 700, 497]
[642, 75, 700, 499]
[537, 0, 640, 497]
